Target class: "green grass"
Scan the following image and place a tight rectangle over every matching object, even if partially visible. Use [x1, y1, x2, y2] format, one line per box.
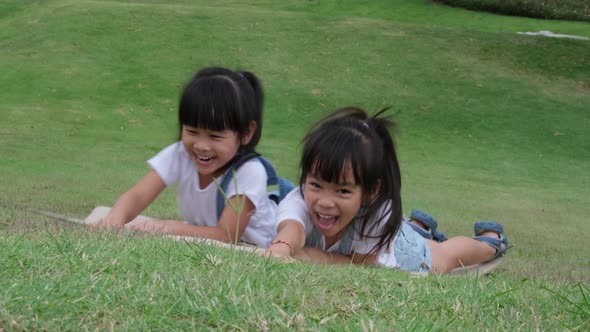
[1, 0, 589, 330]
[2, 216, 589, 330]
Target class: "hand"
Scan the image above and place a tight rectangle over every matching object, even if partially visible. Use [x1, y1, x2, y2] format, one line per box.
[292, 247, 317, 263]
[266, 241, 293, 258]
[261, 241, 299, 263]
[259, 248, 298, 263]
[128, 220, 173, 234]
[294, 247, 355, 265]
[91, 216, 126, 231]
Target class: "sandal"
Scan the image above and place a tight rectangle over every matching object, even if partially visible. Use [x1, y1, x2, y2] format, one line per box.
[473, 221, 512, 261]
[406, 209, 448, 242]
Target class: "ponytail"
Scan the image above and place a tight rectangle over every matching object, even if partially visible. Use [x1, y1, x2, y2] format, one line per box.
[365, 108, 402, 253]
[238, 71, 264, 149]
[238, 71, 264, 115]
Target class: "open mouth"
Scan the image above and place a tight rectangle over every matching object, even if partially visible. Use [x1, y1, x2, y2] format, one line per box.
[315, 212, 338, 231]
[197, 155, 214, 162]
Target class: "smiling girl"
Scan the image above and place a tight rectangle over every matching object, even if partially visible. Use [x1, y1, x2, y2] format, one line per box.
[267, 107, 510, 274]
[98, 67, 278, 247]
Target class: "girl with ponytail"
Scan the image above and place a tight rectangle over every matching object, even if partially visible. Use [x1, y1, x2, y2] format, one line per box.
[268, 107, 510, 273]
[99, 67, 280, 247]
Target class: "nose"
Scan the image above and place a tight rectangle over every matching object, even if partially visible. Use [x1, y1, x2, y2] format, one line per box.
[192, 139, 209, 151]
[317, 196, 335, 209]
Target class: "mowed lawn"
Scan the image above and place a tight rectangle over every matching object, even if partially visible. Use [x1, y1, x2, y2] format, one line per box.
[1, 0, 589, 330]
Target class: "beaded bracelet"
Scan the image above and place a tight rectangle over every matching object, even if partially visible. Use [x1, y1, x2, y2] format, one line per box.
[268, 240, 293, 255]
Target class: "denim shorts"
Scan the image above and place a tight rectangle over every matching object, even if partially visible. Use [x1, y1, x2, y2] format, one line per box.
[377, 222, 432, 273]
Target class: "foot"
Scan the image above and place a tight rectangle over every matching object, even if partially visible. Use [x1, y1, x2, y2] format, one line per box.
[408, 209, 448, 242]
[473, 221, 511, 261]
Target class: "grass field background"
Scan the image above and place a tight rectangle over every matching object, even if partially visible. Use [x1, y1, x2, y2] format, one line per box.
[1, 0, 589, 330]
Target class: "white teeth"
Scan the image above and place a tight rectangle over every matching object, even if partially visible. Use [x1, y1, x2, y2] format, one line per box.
[197, 155, 213, 161]
[318, 212, 336, 220]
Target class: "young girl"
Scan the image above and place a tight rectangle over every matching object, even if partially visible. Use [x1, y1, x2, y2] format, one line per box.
[99, 67, 278, 247]
[267, 107, 510, 274]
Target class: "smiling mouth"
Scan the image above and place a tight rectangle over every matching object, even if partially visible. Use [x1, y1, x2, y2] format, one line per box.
[316, 212, 338, 230]
[196, 154, 214, 162]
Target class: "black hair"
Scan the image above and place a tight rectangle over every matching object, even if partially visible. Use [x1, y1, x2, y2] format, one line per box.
[300, 107, 402, 253]
[178, 67, 264, 155]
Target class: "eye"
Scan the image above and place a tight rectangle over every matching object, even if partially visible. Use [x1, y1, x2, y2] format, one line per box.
[308, 181, 321, 189]
[210, 131, 226, 140]
[338, 188, 351, 194]
[185, 128, 198, 135]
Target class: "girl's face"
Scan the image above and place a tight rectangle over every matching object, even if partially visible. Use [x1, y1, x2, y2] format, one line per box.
[181, 125, 252, 184]
[303, 165, 364, 248]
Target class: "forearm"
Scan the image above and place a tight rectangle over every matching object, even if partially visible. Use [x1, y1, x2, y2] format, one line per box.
[102, 171, 165, 227]
[106, 192, 149, 225]
[294, 247, 353, 265]
[167, 222, 240, 243]
[294, 248, 377, 266]
[268, 220, 306, 256]
[129, 220, 240, 243]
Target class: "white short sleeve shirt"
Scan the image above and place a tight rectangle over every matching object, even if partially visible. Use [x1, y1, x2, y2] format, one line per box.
[148, 142, 277, 247]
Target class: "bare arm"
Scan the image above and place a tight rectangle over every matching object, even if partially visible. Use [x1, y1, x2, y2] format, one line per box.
[100, 170, 166, 228]
[293, 247, 353, 264]
[266, 220, 378, 266]
[267, 220, 306, 257]
[293, 248, 377, 266]
[128, 194, 256, 243]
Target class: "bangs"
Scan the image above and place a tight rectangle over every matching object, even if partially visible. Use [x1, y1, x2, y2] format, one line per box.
[302, 129, 368, 187]
[179, 77, 242, 132]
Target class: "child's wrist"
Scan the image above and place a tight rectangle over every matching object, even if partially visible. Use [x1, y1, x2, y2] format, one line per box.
[268, 240, 294, 255]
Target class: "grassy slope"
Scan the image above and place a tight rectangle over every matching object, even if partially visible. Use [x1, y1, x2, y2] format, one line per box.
[0, 0, 589, 330]
[2, 217, 589, 330]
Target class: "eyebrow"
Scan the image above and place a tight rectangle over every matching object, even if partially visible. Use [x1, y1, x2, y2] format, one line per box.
[309, 175, 356, 187]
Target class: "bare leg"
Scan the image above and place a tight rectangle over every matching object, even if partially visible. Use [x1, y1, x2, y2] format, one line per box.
[427, 231, 500, 274]
[409, 219, 428, 229]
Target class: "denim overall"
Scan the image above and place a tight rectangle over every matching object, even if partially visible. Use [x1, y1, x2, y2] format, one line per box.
[306, 220, 432, 273]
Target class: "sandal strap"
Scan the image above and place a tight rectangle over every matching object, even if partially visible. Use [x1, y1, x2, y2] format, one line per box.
[432, 229, 448, 242]
[410, 209, 438, 230]
[474, 221, 504, 235]
[472, 221, 511, 261]
[410, 209, 448, 242]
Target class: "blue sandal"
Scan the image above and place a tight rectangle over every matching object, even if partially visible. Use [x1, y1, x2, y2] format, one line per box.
[406, 209, 448, 242]
[473, 221, 512, 261]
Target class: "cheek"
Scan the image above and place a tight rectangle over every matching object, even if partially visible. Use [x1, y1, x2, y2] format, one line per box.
[302, 190, 317, 209]
[181, 132, 191, 142]
[348, 197, 363, 214]
[234, 137, 244, 150]
[303, 194, 313, 210]
[182, 138, 194, 149]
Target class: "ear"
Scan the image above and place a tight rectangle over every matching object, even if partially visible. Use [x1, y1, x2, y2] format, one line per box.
[241, 121, 257, 145]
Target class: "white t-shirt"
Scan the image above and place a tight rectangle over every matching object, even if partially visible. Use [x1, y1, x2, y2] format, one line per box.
[276, 187, 389, 256]
[148, 142, 277, 247]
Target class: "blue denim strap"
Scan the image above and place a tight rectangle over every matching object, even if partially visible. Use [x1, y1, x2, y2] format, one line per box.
[305, 222, 356, 256]
[216, 154, 294, 219]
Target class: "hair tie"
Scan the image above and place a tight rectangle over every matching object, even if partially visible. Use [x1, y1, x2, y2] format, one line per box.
[362, 121, 369, 129]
